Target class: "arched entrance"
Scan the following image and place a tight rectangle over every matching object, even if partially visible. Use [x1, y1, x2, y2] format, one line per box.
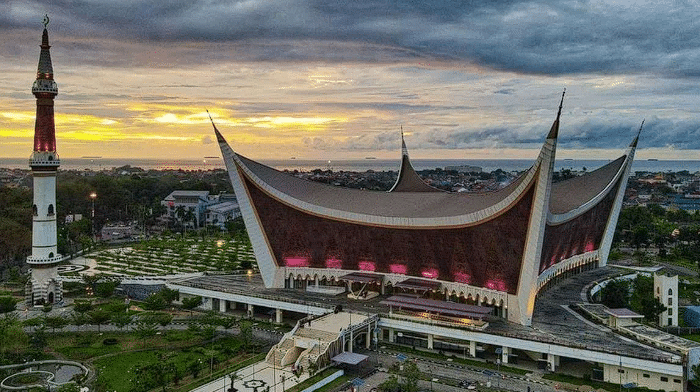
[47, 292, 54, 304]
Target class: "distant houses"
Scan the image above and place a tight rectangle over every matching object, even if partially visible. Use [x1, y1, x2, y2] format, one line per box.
[161, 190, 240, 231]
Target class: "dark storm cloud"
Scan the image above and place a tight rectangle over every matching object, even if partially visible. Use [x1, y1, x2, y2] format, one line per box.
[303, 117, 700, 152]
[563, 118, 700, 150]
[8, 0, 700, 77]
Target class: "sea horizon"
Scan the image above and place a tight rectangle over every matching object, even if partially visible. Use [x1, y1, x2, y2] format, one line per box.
[0, 157, 697, 174]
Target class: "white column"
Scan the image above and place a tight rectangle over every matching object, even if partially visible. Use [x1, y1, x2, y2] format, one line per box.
[388, 328, 395, 343]
[219, 299, 227, 313]
[276, 308, 283, 323]
[547, 354, 559, 371]
[501, 347, 510, 364]
[366, 324, 371, 349]
[247, 303, 254, 317]
[469, 341, 477, 357]
[427, 334, 434, 350]
[349, 330, 354, 353]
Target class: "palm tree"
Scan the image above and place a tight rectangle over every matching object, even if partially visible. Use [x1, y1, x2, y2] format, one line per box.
[228, 371, 239, 392]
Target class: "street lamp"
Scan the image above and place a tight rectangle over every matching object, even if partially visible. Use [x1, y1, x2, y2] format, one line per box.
[89, 192, 97, 218]
[89, 192, 97, 241]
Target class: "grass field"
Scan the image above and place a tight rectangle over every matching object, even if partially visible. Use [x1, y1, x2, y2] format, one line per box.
[88, 235, 256, 276]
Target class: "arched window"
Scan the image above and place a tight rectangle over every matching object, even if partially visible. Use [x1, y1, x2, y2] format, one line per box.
[48, 252, 54, 258]
[668, 288, 673, 296]
[33, 204, 38, 216]
[48, 204, 54, 216]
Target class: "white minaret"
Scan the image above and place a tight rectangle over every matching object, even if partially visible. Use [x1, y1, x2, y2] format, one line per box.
[26, 15, 63, 306]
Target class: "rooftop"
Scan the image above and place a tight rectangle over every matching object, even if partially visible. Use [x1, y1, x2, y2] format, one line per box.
[605, 308, 644, 318]
[172, 267, 682, 364]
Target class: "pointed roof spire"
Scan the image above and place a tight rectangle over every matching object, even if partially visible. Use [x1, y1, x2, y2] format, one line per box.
[630, 119, 644, 148]
[389, 128, 441, 192]
[36, 14, 54, 81]
[546, 89, 565, 140]
[400, 125, 408, 156]
[207, 110, 227, 144]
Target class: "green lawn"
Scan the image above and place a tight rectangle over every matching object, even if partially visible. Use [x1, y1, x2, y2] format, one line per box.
[86, 335, 258, 392]
[87, 235, 257, 276]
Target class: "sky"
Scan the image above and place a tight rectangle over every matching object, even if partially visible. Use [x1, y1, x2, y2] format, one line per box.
[1, 0, 700, 162]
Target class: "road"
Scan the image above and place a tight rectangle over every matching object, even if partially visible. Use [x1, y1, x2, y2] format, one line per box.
[352, 349, 559, 392]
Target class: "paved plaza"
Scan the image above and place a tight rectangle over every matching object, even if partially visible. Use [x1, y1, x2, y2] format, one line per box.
[191, 361, 307, 392]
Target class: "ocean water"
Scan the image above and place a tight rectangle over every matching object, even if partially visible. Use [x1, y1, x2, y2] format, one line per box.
[0, 157, 697, 173]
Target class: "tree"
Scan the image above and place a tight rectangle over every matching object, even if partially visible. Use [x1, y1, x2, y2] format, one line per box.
[218, 316, 237, 330]
[599, 279, 630, 309]
[57, 383, 80, 392]
[0, 314, 28, 355]
[188, 360, 203, 379]
[43, 315, 69, 333]
[71, 312, 88, 332]
[692, 364, 700, 388]
[0, 296, 18, 314]
[94, 277, 121, 298]
[182, 296, 203, 315]
[143, 292, 167, 311]
[399, 360, 421, 392]
[378, 375, 402, 392]
[228, 372, 239, 392]
[134, 316, 158, 344]
[632, 226, 650, 249]
[639, 297, 667, 323]
[29, 324, 47, 352]
[111, 312, 133, 331]
[73, 300, 93, 314]
[141, 312, 172, 327]
[378, 362, 422, 392]
[23, 317, 43, 332]
[159, 287, 179, 306]
[238, 320, 253, 351]
[88, 309, 111, 332]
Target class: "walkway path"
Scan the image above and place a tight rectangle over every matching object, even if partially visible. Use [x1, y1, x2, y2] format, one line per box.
[190, 361, 305, 392]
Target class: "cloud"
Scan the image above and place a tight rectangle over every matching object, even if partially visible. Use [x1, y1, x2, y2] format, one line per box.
[294, 116, 700, 153]
[4, 0, 700, 77]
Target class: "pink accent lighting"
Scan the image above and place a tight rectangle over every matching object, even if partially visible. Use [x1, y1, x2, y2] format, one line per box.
[284, 257, 310, 267]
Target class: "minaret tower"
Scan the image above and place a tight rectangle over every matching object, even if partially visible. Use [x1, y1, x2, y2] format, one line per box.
[26, 15, 62, 306]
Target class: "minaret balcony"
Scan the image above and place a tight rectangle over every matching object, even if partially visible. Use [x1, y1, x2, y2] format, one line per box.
[29, 152, 60, 167]
[32, 79, 58, 94]
[27, 254, 63, 265]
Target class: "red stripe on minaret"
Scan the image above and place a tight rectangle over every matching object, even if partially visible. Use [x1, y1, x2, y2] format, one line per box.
[33, 28, 58, 153]
[34, 96, 56, 152]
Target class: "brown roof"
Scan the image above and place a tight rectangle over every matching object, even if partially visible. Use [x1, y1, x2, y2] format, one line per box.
[237, 154, 531, 219]
[389, 154, 442, 192]
[549, 156, 626, 214]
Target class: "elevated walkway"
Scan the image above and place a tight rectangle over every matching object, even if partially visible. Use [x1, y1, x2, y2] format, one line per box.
[265, 311, 378, 373]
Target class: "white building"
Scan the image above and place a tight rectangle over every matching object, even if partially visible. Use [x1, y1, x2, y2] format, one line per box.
[655, 272, 678, 327]
[205, 201, 241, 231]
[161, 190, 212, 228]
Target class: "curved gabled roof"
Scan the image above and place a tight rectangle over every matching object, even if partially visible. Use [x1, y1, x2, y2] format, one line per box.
[549, 155, 626, 216]
[236, 153, 534, 223]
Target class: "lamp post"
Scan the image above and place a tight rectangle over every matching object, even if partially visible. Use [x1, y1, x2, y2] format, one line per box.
[89, 192, 97, 241]
[90, 192, 96, 218]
